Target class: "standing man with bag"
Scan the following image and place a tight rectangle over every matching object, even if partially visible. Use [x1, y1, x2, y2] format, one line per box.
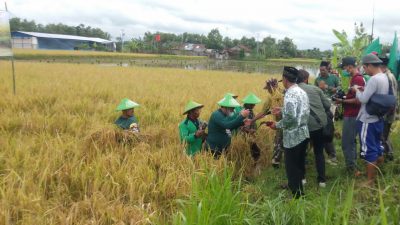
[335, 57, 365, 174]
[379, 57, 398, 161]
[354, 54, 392, 186]
[315, 61, 341, 165]
[297, 69, 330, 187]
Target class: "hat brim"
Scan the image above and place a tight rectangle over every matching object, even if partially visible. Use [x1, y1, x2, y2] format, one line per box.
[183, 105, 204, 115]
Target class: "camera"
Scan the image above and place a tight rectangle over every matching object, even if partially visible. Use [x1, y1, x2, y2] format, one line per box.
[331, 89, 346, 101]
[199, 121, 208, 130]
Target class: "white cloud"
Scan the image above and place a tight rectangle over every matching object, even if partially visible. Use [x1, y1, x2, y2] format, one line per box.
[4, 0, 400, 50]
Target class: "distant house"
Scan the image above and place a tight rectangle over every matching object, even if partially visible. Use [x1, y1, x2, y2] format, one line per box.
[228, 45, 252, 58]
[11, 31, 116, 51]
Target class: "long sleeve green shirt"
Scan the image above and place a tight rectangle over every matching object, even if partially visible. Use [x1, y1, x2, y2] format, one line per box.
[179, 118, 203, 156]
[206, 109, 244, 151]
[298, 83, 330, 131]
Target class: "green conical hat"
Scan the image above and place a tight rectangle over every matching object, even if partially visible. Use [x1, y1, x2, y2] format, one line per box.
[218, 94, 241, 108]
[226, 92, 238, 98]
[242, 93, 261, 104]
[183, 100, 203, 115]
[116, 98, 140, 111]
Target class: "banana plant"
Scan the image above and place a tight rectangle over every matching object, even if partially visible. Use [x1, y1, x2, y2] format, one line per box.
[332, 23, 370, 63]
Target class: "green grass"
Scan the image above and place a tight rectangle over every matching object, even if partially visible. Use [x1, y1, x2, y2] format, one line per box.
[173, 163, 253, 225]
[174, 120, 400, 225]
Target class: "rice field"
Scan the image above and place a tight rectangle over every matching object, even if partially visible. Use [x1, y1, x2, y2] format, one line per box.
[0, 60, 279, 224]
[0, 60, 399, 224]
[13, 49, 207, 61]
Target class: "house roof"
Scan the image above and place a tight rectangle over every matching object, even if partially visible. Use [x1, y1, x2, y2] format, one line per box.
[13, 31, 113, 44]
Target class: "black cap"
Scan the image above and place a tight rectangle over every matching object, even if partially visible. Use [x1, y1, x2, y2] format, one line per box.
[339, 57, 356, 68]
[320, 61, 329, 67]
[379, 57, 389, 65]
[283, 66, 299, 83]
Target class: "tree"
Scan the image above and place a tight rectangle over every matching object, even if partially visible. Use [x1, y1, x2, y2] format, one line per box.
[262, 36, 277, 58]
[240, 36, 257, 50]
[223, 37, 234, 49]
[206, 28, 223, 50]
[277, 37, 297, 58]
[9, 17, 111, 40]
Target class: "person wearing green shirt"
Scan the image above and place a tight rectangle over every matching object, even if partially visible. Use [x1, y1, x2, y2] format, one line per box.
[114, 98, 140, 132]
[206, 94, 250, 158]
[315, 61, 340, 165]
[239, 93, 262, 132]
[314, 61, 342, 97]
[231, 93, 261, 134]
[179, 100, 206, 156]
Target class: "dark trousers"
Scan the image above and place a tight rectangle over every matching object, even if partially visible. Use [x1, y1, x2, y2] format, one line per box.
[382, 121, 393, 157]
[324, 142, 336, 158]
[285, 139, 309, 198]
[309, 129, 326, 182]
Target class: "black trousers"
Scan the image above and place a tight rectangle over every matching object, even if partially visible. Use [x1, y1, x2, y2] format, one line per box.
[309, 129, 326, 183]
[285, 139, 309, 198]
[382, 121, 393, 157]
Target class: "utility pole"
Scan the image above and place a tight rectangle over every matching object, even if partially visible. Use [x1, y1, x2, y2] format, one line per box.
[256, 33, 260, 58]
[120, 29, 125, 52]
[371, 0, 375, 42]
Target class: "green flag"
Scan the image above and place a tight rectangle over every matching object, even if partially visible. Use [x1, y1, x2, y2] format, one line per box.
[388, 32, 398, 79]
[363, 38, 382, 56]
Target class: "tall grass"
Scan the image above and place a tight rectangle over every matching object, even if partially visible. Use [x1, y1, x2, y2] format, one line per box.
[172, 163, 252, 225]
[0, 61, 275, 224]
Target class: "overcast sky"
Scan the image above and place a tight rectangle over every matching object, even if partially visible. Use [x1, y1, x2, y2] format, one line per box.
[5, 0, 400, 50]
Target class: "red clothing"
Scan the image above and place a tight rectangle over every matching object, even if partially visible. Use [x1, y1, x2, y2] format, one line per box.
[343, 73, 365, 117]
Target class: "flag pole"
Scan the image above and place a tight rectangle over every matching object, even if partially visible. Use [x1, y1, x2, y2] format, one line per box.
[5, 2, 16, 95]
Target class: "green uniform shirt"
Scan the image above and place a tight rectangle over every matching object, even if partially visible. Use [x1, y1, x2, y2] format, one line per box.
[314, 74, 341, 97]
[298, 83, 330, 131]
[206, 109, 244, 151]
[179, 118, 203, 156]
[115, 116, 138, 130]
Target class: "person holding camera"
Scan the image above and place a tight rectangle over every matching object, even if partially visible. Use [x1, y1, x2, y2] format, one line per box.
[179, 100, 207, 156]
[206, 94, 251, 158]
[353, 54, 390, 186]
[335, 57, 365, 174]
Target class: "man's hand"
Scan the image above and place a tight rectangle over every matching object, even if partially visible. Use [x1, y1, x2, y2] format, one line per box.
[267, 121, 277, 130]
[330, 87, 337, 93]
[195, 129, 205, 138]
[271, 107, 281, 116]
[352, 85, 364, 92]
[334, 98, 343, 104]
[240, 109, 250, 118]
[243, 119, 252, 126]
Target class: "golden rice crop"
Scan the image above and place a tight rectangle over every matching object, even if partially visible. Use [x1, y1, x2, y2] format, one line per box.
[0, 60, 280, 224]
[13, 49, 207, 61]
